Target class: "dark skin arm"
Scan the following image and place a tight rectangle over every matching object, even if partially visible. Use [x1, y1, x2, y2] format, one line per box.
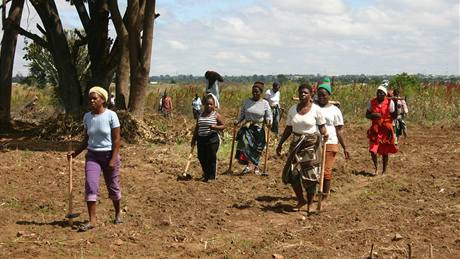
[209, 112, 225, 130]
[366, 109, 381, 120]
[365, 102, 397, 120]
[276, 125, 293, 156]
[109, 127, 121, 170]
[276, 125, 328, 156]
[335, 125, 350, 159]
[68, 133, 89, 158]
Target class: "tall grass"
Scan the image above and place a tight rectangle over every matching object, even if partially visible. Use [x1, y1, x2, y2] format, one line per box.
[10, 82, 460, 127]
[163, 81, 460, 126]
[10, 85, 58, 113]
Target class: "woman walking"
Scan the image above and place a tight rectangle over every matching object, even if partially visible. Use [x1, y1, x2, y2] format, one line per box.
[366, 84, 398, 175]
[315, 83, 350, 199]
[276, 84, 328, 213]
[68, 86, 122, 231]
[234, 81, 272, 175]
[191, 94, 225, 182]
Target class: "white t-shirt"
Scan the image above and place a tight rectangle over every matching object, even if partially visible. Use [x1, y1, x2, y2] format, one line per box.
[192, 97, 202, 110]
[264, 89, 280, 107]
[319, 104, 344, 144]
[287, 103, 326, 135]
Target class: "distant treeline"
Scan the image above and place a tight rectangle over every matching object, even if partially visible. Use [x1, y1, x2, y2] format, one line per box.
[148, 74, 459, 85]
[12, 73, 459, 86]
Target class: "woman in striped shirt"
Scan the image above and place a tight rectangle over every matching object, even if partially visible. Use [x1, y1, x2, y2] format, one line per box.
[191, 94, 225, 182]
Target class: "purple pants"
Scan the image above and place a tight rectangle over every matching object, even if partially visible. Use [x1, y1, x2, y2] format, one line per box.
[85, 150, 121, 202]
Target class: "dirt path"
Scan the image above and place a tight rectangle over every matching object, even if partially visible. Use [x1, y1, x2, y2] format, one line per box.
[0, 124, 459, 258]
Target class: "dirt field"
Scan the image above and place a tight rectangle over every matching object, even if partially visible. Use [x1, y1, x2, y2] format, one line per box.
[0, 123, 459, 258]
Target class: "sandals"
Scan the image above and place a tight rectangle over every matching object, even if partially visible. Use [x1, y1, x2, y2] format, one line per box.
[78, 222, 94, 232]
[79, 217, 123, 232]
[254, 167, 261, 175]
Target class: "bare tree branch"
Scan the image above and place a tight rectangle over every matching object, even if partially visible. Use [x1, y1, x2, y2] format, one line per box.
[0, 0, 11, 9]
[140, 0, 155, 65]
[73, 28, 88, 47]
[36, 23, 46, 35]
[2, 0, 7, 30]
[74, 28, 86, 41]
[72, 0, 90, 32]
[8, 19, 48, 49]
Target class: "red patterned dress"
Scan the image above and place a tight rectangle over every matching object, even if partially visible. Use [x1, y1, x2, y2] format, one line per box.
[367, 98, 398, 155]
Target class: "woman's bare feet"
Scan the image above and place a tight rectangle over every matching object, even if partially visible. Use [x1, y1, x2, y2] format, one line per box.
[293, 199, 307, 212]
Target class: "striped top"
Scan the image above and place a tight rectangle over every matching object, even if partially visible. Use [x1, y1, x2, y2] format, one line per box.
[198, 111, 218, 136]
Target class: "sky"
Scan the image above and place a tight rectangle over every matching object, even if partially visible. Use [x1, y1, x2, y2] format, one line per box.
[3, 0, 460, 76]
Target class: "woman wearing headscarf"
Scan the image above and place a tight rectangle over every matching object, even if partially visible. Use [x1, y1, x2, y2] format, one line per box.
[191, 94, 225, 182]
[392, 88, 409, 143]
[204, 70, 224, 108]
[68, 86, 122, 231]
[366, 83, 398, 175]
[234, 81, 272, 175]
[315, 83, 350, 200]
[276, 83, 328, 213]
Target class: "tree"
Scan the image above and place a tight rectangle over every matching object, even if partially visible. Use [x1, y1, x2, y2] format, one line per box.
[125, 0, 157, 118]
[0, 0, 25, 128]
[22, 30, 90, 88]
[71, 0, 114, 90]
[27, 0, 83, 114]
[108, 0, 129, 110]
[7, 0, 158, 119]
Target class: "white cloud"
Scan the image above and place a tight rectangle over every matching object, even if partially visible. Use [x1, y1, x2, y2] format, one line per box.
[167, 40, 189, 50]
[249, 51, 272, 60]
[271, 0, 347, 15]
[215, 51, 252, 64]
[6, 0, 459, 76]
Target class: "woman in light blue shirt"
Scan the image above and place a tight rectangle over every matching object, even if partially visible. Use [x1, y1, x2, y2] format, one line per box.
[68, 86, 122, 232]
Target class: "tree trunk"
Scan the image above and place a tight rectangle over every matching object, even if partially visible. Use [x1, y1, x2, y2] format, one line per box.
[32, 0, 82, 115]
[0, 0, 24, 129]
[87, 0, 110, 88]
[108, 0, 129, 110]
[127, 0, 156, 119]
[73, 0, 112, 107]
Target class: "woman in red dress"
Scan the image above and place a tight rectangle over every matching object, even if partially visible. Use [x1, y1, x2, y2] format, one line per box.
[366, 84, 398, 175]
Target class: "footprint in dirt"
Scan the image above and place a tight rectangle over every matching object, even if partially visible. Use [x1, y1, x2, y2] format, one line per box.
[352, 170, 376, 177]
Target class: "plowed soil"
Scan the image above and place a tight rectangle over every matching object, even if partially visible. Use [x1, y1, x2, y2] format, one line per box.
[0, 122, 459, 258]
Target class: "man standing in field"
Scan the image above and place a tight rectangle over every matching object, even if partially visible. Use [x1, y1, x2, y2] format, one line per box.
[192, 93, 202, 120]
[161, 91, 173, 118]
[264, 82, 281, 136]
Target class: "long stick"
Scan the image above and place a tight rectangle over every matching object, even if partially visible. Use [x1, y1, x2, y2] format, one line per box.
[263, 125, 271, 174]
[67, 151, 74, 227]
[317, 142, 327, 211]
[227, 124, 237, 173]
[183, 145, 194, 176]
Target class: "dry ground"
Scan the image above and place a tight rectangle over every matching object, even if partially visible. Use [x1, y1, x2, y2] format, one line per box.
[0, 123, 459, 258]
